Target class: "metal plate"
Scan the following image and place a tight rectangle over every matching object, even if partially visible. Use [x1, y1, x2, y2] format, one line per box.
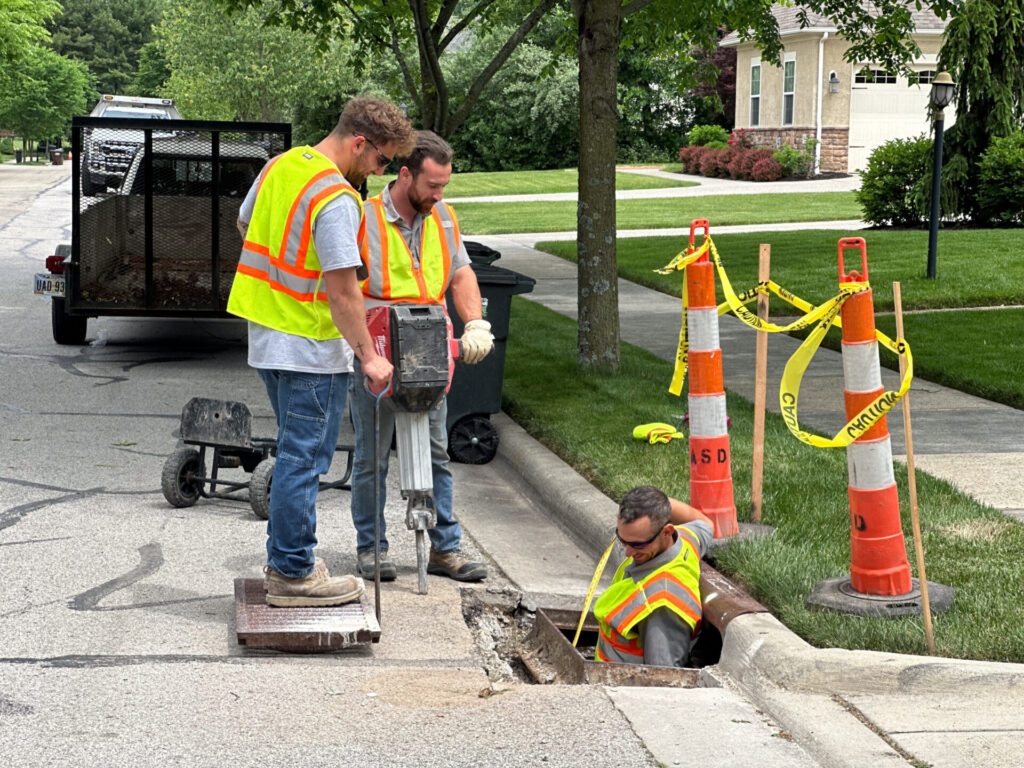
[234, 578, 381, 651]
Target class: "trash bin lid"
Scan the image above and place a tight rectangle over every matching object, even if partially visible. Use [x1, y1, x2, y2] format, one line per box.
[465, 240, 501, 266]
[469, 263, 536, 295]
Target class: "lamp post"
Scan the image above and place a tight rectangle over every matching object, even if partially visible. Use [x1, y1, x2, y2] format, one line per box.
[927, 71, 955, 279]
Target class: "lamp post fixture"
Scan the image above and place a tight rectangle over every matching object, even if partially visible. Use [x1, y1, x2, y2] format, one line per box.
[927, 71, 955, 279]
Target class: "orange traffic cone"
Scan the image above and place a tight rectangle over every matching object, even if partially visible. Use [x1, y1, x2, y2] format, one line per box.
[685, 220, 738, 538]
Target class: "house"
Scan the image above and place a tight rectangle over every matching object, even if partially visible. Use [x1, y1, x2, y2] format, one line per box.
[720, 4, 954, 173]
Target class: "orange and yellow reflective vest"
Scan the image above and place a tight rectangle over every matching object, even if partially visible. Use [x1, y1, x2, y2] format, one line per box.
[358, 194, 460, 305]
[593, 526, 702, 664]
[227, 146, 363, 339]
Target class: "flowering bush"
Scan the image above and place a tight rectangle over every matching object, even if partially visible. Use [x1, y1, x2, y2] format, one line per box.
[751, 157, 783, 182]
[728, 128, 754, 149]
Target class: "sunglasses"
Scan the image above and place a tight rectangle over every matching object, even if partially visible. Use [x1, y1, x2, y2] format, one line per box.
[363, 137, 392, 169]
[615, 525, 666, 550]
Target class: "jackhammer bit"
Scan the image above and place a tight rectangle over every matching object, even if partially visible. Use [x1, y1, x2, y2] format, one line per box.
[406, 492, 437, 595]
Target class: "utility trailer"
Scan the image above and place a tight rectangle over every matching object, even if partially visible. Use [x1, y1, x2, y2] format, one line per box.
[35, 117, 290, 344]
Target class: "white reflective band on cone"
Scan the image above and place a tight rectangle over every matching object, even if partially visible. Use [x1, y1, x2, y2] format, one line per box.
[847, 438, 897, 489]
[687, 394, 728, 437]
[686, 308, 720, 351]
[842, 341, 883, 391]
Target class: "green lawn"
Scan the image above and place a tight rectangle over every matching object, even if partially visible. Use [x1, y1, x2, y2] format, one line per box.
[455, 192, 860, 235]
[502, 297, 1024, 662]
[536, 229, 1024, 311]
[366, 168, 695, 199]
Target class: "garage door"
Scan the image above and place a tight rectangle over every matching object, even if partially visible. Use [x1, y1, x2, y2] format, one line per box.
[847, 67, 956, 172]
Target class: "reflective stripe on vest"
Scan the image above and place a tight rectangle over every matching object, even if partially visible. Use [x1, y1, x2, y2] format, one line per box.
[227, 147, 363, 339]
[593, 527, 702, 664]
[359, 196, 458, 305]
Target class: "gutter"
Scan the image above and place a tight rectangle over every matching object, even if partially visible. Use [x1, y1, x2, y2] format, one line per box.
[814, 31, 828, 174]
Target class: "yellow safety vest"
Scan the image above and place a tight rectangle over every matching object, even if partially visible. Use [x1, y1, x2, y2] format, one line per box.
[358, 194, 459, 305]
[593, 526, 702, 664]
[227, 146, 363, 339]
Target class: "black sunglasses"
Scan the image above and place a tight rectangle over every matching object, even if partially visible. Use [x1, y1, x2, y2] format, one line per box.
[363, 137, 392, 169]
[616, 525, 666, 550]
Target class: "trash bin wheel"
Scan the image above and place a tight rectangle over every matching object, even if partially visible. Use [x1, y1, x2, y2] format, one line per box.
[448, 415, 499, 465]
[250, 457, 274, 520]
[161, 447, 205, 508]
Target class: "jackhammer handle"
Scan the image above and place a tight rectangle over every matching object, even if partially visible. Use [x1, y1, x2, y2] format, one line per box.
[363, 376, 392, 398]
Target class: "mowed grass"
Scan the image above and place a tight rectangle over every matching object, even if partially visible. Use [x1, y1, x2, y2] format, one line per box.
[366, 168, 695, 199]
[454, 192, 860, 235]
[536, 229, 1024, 311]
[502, 297, 1024, 661]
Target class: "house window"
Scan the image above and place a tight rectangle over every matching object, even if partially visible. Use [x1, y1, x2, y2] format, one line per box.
[916, 70, 936, 85]
[854, 68, 896, 84]
[750, 60, 761, 127]
[782, 54, 796, 126]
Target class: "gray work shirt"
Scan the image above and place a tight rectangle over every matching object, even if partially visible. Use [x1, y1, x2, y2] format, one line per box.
[623, 520, 713, 667]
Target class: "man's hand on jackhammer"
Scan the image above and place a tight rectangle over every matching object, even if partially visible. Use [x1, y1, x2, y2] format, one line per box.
[361, 353, 394, 392]
[460, 319, 494, 364]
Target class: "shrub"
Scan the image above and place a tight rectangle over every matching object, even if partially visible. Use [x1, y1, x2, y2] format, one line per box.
[773, 143, 814, 177]
[699, 148, 722, 176]
[0, 137, 13, 154]
[727, 128, 754, 149]
[855, 135, 932, 227]
[742, 149, 774, 178]
[703, 139, 728, 150]
[751, 157, 783, 182]
[686, 124, 730, 147]
[678, 145, 704, 173]
[727, 150, 749, 179]
[977, 132, 1024, 224]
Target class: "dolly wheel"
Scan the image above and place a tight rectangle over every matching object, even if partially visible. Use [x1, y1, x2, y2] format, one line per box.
[250, 457, 275, 520]
[448, 415, 499, 465]
[161, 447, 205, 508]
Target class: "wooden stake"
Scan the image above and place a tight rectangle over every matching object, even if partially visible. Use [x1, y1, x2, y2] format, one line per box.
[750, 244, 770, 523]
[893, 281, 936, 655]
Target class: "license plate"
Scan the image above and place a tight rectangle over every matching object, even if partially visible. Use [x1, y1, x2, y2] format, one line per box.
[34, 273, 65, 296]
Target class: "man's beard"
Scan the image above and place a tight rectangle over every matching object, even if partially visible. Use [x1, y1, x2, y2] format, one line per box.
[408, 186, 436, 215]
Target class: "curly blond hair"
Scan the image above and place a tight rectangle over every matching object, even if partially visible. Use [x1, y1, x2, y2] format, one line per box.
[335, 98, 416, 156]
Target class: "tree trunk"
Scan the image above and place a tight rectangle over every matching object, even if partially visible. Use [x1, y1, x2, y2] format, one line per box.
[573, 0, 620, 372]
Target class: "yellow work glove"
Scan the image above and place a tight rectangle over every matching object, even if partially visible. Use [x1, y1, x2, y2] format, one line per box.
[460, 319, 494, 364]
[632, 422, 685, 444]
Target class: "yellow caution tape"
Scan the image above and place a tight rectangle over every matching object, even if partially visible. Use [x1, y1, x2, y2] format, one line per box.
[573, 538, 616, 648]
[657, 234, 915, 449]
[632, 422, 685, 444]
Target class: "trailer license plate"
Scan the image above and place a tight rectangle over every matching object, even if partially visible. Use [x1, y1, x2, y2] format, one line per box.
[34, 273, 65, 296]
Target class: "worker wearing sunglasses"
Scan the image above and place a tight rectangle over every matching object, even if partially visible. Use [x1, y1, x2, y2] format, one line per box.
[594, 485, 713, 667]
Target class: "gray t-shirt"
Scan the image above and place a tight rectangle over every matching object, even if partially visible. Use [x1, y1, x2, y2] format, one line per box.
[237, 168, 362, 373]
[624, 520, 713, 668]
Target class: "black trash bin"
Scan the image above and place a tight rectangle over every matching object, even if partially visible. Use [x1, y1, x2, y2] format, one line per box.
[14, 149, 23, 163]
[445, 260, 535, 464]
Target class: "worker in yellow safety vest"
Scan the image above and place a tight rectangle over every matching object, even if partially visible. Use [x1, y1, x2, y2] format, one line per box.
[348, 130, 494, 584]
[594, 485, 714, 667]
[227, 98, 415, 608]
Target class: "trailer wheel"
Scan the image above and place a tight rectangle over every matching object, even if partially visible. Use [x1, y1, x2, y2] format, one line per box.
[51, 297, 87, 345]
[448, 415, 499, 465]
[161, 447, 205, 508]
[250, 457, 274, 520]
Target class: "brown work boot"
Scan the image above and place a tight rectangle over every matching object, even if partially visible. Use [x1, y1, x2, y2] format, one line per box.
[427, 548, 487, 582]
[263, 556, 327, 591]
[264, 562, 364, 607]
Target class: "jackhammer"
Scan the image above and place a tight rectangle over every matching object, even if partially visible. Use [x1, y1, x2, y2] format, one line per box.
[365, 304, 458, 601]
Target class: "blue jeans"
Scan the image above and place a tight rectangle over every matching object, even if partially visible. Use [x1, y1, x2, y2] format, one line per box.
[258, 369, 347, 578]
[348, 358, 462, 555]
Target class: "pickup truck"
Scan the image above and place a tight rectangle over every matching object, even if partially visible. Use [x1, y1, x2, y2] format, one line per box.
[81, 95, 183, 195]
[35, 117, 290, 344]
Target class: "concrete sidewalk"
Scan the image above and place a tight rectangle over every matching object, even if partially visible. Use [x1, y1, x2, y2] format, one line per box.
[464, 233, 1024, 768]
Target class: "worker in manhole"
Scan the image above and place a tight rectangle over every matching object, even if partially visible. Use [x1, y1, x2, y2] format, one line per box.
[228, 98, 415, 607]
[348, 130, 492, 584]
[594, 485, 713, 666]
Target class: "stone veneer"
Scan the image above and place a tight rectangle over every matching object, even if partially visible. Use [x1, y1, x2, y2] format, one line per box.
[744, 127, 850, 173]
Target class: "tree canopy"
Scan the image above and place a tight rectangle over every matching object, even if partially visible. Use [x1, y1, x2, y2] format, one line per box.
[0, 44, 90, 146]
[0, 0, 60, 74]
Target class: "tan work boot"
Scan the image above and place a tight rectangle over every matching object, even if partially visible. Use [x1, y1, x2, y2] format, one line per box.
[427, 548, 487, 582]
[264, 562, 364, 607]
[263, 556, 327, 591]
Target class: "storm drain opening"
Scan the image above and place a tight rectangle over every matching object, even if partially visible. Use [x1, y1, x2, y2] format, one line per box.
[461, 563, 768, 687]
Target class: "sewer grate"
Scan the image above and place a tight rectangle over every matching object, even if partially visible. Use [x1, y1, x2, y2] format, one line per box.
[234, 578, 380, 651]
